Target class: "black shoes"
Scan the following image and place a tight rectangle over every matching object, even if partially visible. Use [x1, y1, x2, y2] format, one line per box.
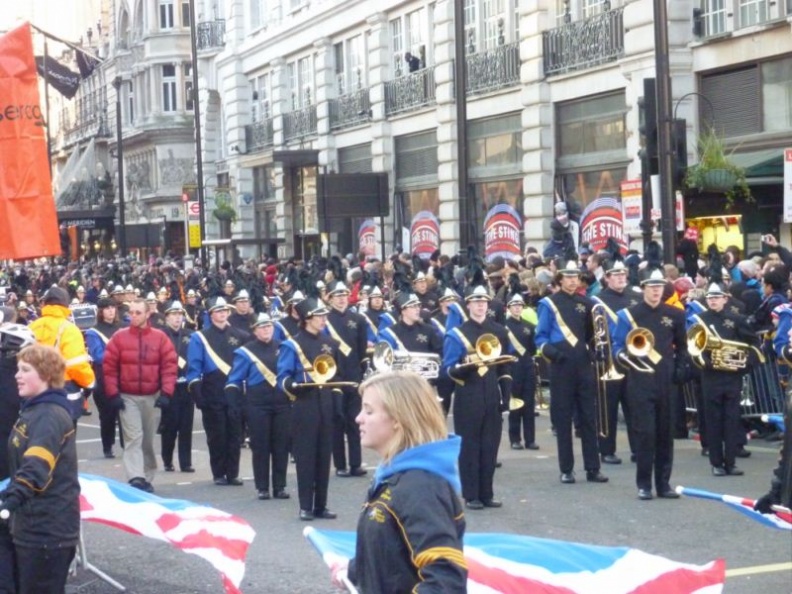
[257, 491, 271, 500]
[726, 466, 744, 476]
[335, 468, 351, 477]
[313, 509, 337, 520]
[163, 464, 175, 472]
[712, 466, 727, 477]
[273, 490, 290, 499]
[701, 448, 709, 457]
[511, 442, 524, 450]
[103, 448, 115, 459]
[735, 448, 751, 458]
[601, 454, 622, 465]
[129, 477, 154, 493]
[560, 472, 576, 484]
[350, 467, 368, 477]
[526, 443, 540, 450]
[482, 499, 502, 508]
[638, 489, 653, 501]
[181, 466, 195, 473]
[299, 510, 314, 521]
[214, 477, 242, 486]
[586, 471, 609, 483]
[657, 488, 680, 499]
[466, 500, 485, 510]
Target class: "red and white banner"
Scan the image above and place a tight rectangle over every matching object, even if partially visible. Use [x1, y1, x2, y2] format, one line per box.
[357, 219, 377, 257]
[410, 211, 440, 260]
[0, 23, 61, 259]
[483, 203, 522, 262]
[580, 196, 626, 253]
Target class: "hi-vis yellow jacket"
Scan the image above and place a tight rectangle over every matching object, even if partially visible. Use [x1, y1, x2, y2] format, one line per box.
[29, 305, 96, 389]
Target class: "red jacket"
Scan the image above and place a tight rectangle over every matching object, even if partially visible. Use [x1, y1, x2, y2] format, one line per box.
[103, 325, 178, 398]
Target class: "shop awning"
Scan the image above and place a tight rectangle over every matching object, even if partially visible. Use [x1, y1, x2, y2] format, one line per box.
[731, 148, 783, 181]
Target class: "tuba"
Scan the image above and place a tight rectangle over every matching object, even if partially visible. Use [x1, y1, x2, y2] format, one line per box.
[370, 342, 441, 379]
[687, 323, 765, 372]
[456, 333, 518, 376]
[617, 328, 658, 374]
[294, 354, 359, 388]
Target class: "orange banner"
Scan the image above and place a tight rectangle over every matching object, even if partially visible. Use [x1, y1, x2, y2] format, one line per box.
[0, 23, 61, 260]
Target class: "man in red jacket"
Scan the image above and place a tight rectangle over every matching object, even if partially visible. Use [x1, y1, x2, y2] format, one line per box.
[103, 298, 178, 492]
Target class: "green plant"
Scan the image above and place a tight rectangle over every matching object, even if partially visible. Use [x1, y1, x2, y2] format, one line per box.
[212, 191, 237, 221]
[683, 127, 751, 206]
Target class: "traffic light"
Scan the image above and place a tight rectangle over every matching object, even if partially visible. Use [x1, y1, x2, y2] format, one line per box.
[182, 184, 197, 203]
[638, 78, 658, 175]
[672, 118, 688, 191]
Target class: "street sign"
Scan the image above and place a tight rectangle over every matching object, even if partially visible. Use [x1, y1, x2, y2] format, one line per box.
[188, 201, 200, 219]
[188, 222, 202, 248]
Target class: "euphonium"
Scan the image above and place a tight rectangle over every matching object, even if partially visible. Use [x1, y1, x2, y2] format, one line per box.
[617, 328, 657, 373]
[687, 323, 765, 372]
[295, 354, 359, 388]
[370, 342, 441, 379]
[457, 333, 518, 376]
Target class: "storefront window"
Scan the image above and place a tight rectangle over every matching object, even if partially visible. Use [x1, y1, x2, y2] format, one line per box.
[762, 57, 792, 132]
[292, 166, 318, 234]
[557, 91, 626, 169]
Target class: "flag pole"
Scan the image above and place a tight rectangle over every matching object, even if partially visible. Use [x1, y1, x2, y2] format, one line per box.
[42, 34, 53, 180]
[29, 23, 103, 63]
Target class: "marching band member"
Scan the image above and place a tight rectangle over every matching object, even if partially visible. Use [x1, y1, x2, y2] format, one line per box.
[432, 287, 459, 416]
[146, 292, 166, 329]
[274, 291, 304, 342]
[535, 261, 607, 485]
[160, 301, 195, 473]
[186, 296, 249, 486]
[378, 292, 443, 370]
[612, 269, 687, 500]
[227, 313, 290, 500]
[441, 271, 512, 510]
[592, 260, 640, 465]
[362, 286, 387, 345]
[690, 283, 759, 477]
[504, 281, 538, 451]
[325, 279, 368, 478]
[183, 289, 201, 330]
[276, 294, 341, 521]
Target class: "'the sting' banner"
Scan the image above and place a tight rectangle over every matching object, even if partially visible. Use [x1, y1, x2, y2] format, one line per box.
[579, 195, 626, 253]
[0, 23, 62, 259]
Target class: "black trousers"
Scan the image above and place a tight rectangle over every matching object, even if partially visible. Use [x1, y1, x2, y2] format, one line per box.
[15, 544, 75, 594]
[701, 375, 743, 470]
[201, 404, 242, 481]
[92, 386, 123, 451]
[0, 524, 14, 594]
[160, 384, 194, 469]
[246, 399, 291, 493]
[597, 378, 634, 457]
[292, 391, 333, 512]
[454, 379, 501, 502]
[332, 389, 362, 471]
[508, 370, 536, 446]
[436, 377, 455, 417]
[627, 365, 674, 491]
[548, 350, 600, 474]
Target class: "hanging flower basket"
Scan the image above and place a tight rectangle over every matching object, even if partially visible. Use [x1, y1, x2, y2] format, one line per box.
[700, 169, 737, 193]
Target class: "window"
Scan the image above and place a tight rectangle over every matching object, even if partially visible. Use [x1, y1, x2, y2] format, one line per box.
[250, 73, 270, 121]
[390, 8, 430, 76]
[181, 1, 191, 27]
[555, 0, 617, 23]
[253, 165, 276, 202]
[557, 92, 626, 160]
[582, 0, 609, 18]
[334, 35, 365, 95]
[762, 58, 792, 132]
[184, 64, 194, 111]
[465, 0, 519, 54]
[288, 56, 313, 109]
[701, 0, 726, 37]
[739, 0, 769, 27]
[162, 64, 177, 112]
[468, 113, 522, 175]
[250, 0, 261, 29]
[481, 0, 506, 49]
[159, 0, 175, 30]
[128, 81, 135, 124]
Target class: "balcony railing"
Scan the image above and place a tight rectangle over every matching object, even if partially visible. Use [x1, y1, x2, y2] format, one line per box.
[466, 41, 520, 96]
[329, 88, 371, 130]
[245, 118, 274, 152]
[283, 106, 317, 143]
[384, 67, 436, 117]
[197, 19, 226, 51]
[543, 8, 624, 76]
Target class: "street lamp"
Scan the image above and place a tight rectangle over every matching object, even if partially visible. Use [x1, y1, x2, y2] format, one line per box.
[112, 76, 128, 257]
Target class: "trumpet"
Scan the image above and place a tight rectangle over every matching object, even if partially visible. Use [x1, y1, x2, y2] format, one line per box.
[370, 342, 441, 379]
[456, 333, 517, 377]
[687, 323, 765, 372]
[294, 354, 360, 389]
[617, 328, 657, 374]
[592, 304, 623, 438]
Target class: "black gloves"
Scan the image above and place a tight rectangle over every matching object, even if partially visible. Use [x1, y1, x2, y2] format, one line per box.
[107, 396, 125, 412]
[543, 344, 566, 364]
[154, 395, 171, 409]
[673, 355, 692, 385]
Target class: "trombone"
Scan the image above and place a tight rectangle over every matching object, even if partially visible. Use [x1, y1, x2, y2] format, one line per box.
[617, 328, 657, 374]
[294, 354, 359, 389]
[455, 333, 517, 377]
[592, 304, 623, 438]
[534, 358, 549, 410]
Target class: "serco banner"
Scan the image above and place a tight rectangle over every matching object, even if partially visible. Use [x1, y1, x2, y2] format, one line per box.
[410, 211, 440, 260]
[580, 196, 626, 253]
[0, 23, 62, 259]
[357, 219, 377, 257]
[483, 203, 522, 262]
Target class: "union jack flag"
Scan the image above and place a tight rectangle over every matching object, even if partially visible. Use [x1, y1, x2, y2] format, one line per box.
[678, 486, 792, 531]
